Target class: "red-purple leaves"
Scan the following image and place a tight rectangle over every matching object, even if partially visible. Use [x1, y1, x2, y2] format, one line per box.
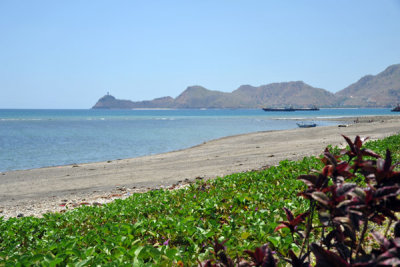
[371, 232, 391, 251]
[244, 244, 276, 267]
[310, 183, 356, 216]
[395, 221, 400, 238]
[300, 135, 400, 265]
[298, 174, 321, 188]
[341, 135, 362, 159]
[287, 250, 310, 267]
[341, 135, 375, 160]
[210, 239, 234, 267]
[311, 191, 330, 207]
[311, 243, 351, 267]
[347, 185, 400, 224]
[341, 135, 382, 176]
[374, 149, 400, 186]
[204, 134, 400, 266]
[274, 207, 309, 234]
[336, 183, 357, 197]
[383, 149, 392, 173]
[323, 151, 353, 182]
[198, 239, 234, 267]
[363, 232, 400, 266]
[297, 172, 329, 199]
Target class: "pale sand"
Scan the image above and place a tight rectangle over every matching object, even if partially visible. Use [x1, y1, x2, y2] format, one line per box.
[0, 115, 399, 218]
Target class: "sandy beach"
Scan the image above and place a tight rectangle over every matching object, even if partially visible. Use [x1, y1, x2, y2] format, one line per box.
[1, 115, 399, 219]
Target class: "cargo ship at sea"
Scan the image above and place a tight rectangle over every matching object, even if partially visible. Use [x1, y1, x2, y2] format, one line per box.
[391, 105, 400, 112]
[262, 106, 319, 112]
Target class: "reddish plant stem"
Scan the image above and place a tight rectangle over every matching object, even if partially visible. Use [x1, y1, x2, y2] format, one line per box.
[300, 201, 315, 259]
[384, 218, 393, 238]
[354, 217, 368, 260]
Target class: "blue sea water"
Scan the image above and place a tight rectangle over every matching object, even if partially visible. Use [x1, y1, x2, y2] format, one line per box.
[0, 108, 395, 172]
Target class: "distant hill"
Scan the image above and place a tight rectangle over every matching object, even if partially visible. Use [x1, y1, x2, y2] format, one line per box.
[92, 82, 338, 109]
[92, 63, 400, 109]
[173, 86, 234, 108]
[92, 95, 136, 109]
[336, 64, 400, 107]
[231, 81, 337, 108]
[92, 94, 174, 109]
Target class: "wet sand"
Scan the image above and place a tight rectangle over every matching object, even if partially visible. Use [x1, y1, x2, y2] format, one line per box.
[1, 115, 399, 218]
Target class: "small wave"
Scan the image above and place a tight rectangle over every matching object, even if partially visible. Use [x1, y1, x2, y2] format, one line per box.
[273, 116, 355, 120]
[273, 117, 310, 120]
[0, 118, 45, 121]
[315, 116, 354, 119]
[154, 117, 176, 121]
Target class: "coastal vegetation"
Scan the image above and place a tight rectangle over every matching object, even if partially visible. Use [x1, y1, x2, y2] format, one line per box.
[1, 134, 400, 266]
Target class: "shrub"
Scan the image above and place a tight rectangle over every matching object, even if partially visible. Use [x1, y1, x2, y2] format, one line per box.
[203, 135, 400, 266]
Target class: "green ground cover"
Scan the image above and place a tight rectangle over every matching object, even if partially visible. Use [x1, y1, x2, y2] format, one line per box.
[1, 134, 399, 266]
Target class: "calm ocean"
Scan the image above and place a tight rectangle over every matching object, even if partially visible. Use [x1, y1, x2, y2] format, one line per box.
[0, 108, 394, 172]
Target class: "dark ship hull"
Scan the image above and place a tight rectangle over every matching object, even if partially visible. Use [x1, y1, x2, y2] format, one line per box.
[391, 105, 400, 112]
[262, 107, 319, 112]
[262, 108, 295, 112]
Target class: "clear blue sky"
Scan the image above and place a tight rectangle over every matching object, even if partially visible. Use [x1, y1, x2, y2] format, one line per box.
[1, 0, 399, 108]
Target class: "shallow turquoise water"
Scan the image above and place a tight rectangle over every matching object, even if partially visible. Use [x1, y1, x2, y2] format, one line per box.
[0, 108, 394, 171]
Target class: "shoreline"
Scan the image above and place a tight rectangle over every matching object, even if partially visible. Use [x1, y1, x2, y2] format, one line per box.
[0, 115, 390, 174]
[1, 115, 399, 219]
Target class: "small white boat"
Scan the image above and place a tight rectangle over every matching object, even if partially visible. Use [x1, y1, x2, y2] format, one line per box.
[296, 122, 317, 128]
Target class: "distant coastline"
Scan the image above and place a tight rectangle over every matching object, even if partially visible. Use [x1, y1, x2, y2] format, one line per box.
[130, 108, 178, 110]
[92, 63, 400, 110]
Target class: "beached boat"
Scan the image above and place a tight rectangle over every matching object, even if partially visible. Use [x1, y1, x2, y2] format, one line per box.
[296, 122, 317, 128]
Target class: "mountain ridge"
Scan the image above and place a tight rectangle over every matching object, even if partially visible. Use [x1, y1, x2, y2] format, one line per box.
[92, 63, 400, 109]
[335, 64, 400, 107]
